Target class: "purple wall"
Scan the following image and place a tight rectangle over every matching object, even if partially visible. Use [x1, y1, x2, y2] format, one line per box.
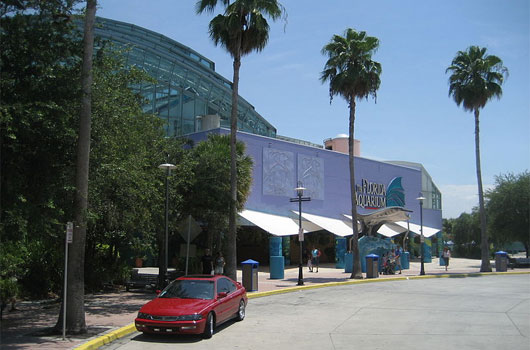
[188, 128, 442, 231]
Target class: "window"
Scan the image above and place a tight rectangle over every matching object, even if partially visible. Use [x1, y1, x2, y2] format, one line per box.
[217, 278, 236, 294]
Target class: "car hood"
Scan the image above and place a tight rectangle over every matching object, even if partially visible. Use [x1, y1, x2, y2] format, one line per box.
[140, 297, 213, 316]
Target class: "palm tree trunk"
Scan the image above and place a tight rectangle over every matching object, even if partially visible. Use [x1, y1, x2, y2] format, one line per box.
[475, 109, 491, 272]
[226, 50, 241, 281]
[349, 97, 362, 279]
[57, 0, 96, 334]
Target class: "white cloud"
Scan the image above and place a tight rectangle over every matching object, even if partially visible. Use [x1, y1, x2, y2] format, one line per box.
[440, 184, 494, 219]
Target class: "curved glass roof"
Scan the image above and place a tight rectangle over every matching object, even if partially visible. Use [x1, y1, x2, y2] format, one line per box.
[93, 17, 276, 138]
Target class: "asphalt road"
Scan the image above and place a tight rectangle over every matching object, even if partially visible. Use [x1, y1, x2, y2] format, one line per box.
[102, 274, 530, 350]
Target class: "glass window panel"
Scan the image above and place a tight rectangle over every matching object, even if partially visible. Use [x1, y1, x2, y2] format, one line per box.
[182, 92, 196, 134]
[198, 79, 212, 99]
[195, 98, 207, 117]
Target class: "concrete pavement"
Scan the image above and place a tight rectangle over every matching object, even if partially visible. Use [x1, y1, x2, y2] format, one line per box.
[1, 257, 528, 349]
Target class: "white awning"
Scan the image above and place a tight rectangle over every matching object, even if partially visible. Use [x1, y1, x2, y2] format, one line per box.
[342, 214, 363, 232]
[394, 221, 440, 238]
[377, 222, 407, 238]
[239, 209, 311, 236]
[295, 211, 353, 237]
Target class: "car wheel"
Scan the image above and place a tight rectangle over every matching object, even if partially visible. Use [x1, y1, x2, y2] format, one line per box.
[202, 313, 214, 339]
[236, 300, 246, 321]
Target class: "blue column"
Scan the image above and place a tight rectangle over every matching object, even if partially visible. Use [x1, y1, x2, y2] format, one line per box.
[335, 237, 346, 269]
[269, 236, 284, 279]
[344, 252, 353, 273]
[269, 236, 282, 257]
[282, 236, 290, 266]
[270, 256, 285, 279]
[423, 241, 432, 263]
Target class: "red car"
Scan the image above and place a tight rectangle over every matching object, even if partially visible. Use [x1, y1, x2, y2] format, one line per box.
[135, 275, 247, 338]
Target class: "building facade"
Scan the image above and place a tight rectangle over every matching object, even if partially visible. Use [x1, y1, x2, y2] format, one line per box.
[94, 17, 443, 265]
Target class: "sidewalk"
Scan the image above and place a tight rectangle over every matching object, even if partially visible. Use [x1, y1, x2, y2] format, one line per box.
[1, 258, 528, 350]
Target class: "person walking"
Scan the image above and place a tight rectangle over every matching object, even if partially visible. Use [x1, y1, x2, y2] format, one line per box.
[214, 251, 226, 275]
[394, 247, 402, 274]
[311, 247, 321, 273]
[442, 247, 451, 271]
[201, 248, 213, 275]
[307, 251, 313, 272]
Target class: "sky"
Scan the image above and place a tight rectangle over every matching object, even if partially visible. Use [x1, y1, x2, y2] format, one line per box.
[96, 0, 529, 219]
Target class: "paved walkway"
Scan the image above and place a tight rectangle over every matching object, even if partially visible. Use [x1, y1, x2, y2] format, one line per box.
[1, 258, 528, 350]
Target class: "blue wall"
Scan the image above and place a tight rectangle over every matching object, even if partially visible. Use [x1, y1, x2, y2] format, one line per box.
[188, 129, 442, 231]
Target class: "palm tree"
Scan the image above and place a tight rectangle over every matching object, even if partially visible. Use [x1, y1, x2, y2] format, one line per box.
[196, 0, 285, 280]
[446, 46, 508, 273]
[321, 29, 381, 279]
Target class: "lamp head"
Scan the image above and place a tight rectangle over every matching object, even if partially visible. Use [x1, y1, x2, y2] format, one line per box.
[295, 181, 306, 197]
[158, 163, 177, 170]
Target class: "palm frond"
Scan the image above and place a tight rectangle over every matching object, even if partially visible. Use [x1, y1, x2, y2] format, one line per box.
[202, 0, 285, 59]
[320, 28, 381, 105]
[446, 45, 508, 112]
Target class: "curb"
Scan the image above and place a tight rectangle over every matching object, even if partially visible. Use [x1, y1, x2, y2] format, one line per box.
[74, 270, 530, 349]
[246, 270, 530, 299]
[74, 323, 136, 350]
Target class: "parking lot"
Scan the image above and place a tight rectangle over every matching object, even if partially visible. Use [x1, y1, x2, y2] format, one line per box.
[102, 274, 530, 350]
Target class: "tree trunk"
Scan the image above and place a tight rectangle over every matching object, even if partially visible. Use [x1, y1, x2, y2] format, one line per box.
[226, 50, 241, 281]
[475, 109, 491, 272]
[349, 97, 362, 279]
[57, 0, 97, 334]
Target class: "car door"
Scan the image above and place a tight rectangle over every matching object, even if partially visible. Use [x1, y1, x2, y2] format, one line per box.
[216, 278, 238, 322]
[215, 278, 230, 322]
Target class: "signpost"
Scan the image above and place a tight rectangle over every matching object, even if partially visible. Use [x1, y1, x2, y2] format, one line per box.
[63, 222, 73, 340]
[178, 216, 201, 275]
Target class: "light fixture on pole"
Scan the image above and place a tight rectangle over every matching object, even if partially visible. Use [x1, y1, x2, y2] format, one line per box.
[290, 181, 311, 286]
[158, 162, 177, 288]
[416, 192, 426, 276]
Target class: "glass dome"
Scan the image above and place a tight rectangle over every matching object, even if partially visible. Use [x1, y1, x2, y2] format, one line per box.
[93, 17, 276, 138]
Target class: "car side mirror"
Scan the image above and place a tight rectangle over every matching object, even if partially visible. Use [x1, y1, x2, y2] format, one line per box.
[217, 292, 228, 299]
[155, 290, 161, 295]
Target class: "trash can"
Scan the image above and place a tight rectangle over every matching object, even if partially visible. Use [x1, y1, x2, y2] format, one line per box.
[402, 251, 410, 270]
[241, 259, 259, 291]
[495, 251, 508, 272]
[269, 256, 284, 279]
[366, 254, 379, 278]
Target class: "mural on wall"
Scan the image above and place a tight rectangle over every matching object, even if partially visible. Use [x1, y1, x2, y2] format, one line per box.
[263, 148, 295, 196]
[298, 154, 324, 200]
[386, 177, 406, 207]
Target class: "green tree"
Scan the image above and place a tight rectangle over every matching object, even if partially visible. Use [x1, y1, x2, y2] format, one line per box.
[452, 211, 481, 258]
[486, 172, 530, 257]
[186, 134, 252, 252]
[86, 46, 168, 289]
[320, 29, 382, 279]
[446, 46, 508, 272]
[1, 0, 192, 309]
[1, 2, 82, 300]
[196, 0, 285, 280]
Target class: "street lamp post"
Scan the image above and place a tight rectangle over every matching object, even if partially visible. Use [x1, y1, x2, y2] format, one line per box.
[416, 193, 426, 276]
[158, 162, 177, 288]
[290, 181, 311, 286]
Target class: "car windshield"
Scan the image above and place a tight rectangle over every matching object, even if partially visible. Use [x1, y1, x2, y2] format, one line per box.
[159, 280, 215, 300]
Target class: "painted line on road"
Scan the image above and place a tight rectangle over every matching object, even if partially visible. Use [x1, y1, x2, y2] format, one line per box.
[74, 270, 530, 349]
